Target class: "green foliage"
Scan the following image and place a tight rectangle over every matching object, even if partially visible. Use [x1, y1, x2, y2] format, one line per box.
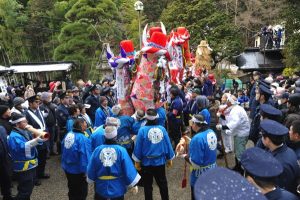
[54, 0, 120, 80]
[160, 0, 244, 60]
[143, 0, 170, 22]
[282, 0, 300, 68]
[0, 0, 29, 64]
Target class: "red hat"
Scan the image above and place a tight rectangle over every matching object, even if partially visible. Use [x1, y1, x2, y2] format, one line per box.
[208, 74, 216, 85]
[149, 27, 162, 38]
[120, 40, 135, 54]
[141, 32, 168, 55]
[177, 27, 190, 40]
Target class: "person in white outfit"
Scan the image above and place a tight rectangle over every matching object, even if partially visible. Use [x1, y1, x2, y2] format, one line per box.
[217, 104, 233, 153]
[216, 93, 250, 173]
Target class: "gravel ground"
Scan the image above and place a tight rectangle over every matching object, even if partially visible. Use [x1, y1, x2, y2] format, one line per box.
[11, 140, 253, 200]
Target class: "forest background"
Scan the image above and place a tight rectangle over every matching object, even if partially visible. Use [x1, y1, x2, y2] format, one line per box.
[0, 0, 299, 80]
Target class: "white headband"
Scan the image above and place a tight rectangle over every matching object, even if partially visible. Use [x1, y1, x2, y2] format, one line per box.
[105, 127, 118, 139]
[10, 117, 26, 124]
[191, 116, 207, 124]
[145, 114, 159, 121]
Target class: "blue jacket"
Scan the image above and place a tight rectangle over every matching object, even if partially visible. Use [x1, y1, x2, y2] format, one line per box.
[85, 95, 100, 124]
[132, 119, 146, 135]
[189, 129, 217, 186]
[271, 144, 300, 194]
[202, 80, 213, 96]
[7, 128, 38, 172]
[94, 106, 113, 129]
[132, 125, 175, 166]
[0, 126, 8, 161]
[156, 107, 166, 127]
[168, 96, 183, 120]
[116, 115, 134, 149]
[87, 144, 140, 198]
[61, 130, 92, 174]
[265, 187, 299, 200]
[90, 126, 105, 152]
[56, 104, 69, 128]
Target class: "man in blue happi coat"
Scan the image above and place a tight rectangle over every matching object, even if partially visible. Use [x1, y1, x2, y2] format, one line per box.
[132, 108, 175, 200]
[87, 126, 140, 200]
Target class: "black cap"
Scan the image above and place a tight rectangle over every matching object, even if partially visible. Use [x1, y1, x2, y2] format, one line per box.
[59, 92, 70, 99]
[260, 119, 289, 136]
[194, 167, 267, 200]
[27, 95, 40, 103]
[260, 104, 282, 119]
[259, 85, 273, 96]
[259, 80, 271, 89]
[89, 85, 100, 92]
[241, 147, 283, 181]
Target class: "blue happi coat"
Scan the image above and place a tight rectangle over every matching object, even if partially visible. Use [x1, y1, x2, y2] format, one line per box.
[116, 115, 134, 149]
[156, 107, 166, 127]
[90, 125, 105, 152]
[94, 106, 113, 129]
[132, 119, 146, 135]
[189, 129, 217, 187]
[61, 130, 92, 174]
[132, 125, 175, 166]
[7, 128, 38, 172]
[87, 144, 140, 198]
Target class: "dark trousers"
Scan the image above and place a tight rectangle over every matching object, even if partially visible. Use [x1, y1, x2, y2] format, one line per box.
[48, 126, 56, 153]
[95, 193, 124, 200]
[57, 128, 67, 154]
[142, 165, 169, 200]
[168, 119, 182, 148]
[191, 186, 195, 200]
[15, 168, 36, 200]
[65, 172, 88, 200]
[37, 148, 47, 177]
[0, 161, 12, 198]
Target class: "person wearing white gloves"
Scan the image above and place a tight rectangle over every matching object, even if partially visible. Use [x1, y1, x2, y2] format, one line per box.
[216, 93, 250, 173]
[217, 103, 234, 154]
[7, 113, 48, 200]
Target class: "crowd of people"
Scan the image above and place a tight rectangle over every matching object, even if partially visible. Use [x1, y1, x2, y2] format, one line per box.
[0, 70, 300, 200]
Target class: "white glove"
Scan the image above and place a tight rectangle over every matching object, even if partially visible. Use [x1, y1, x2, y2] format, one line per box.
[26, 137, 44, 147]
[130, 186, 138, 195]
[225, 129, 232, 135]
[42, 111, 49, 118]
[131, 135, 137, 141]
[216, 112, 221, 118]
[216, 124, 222, 131]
